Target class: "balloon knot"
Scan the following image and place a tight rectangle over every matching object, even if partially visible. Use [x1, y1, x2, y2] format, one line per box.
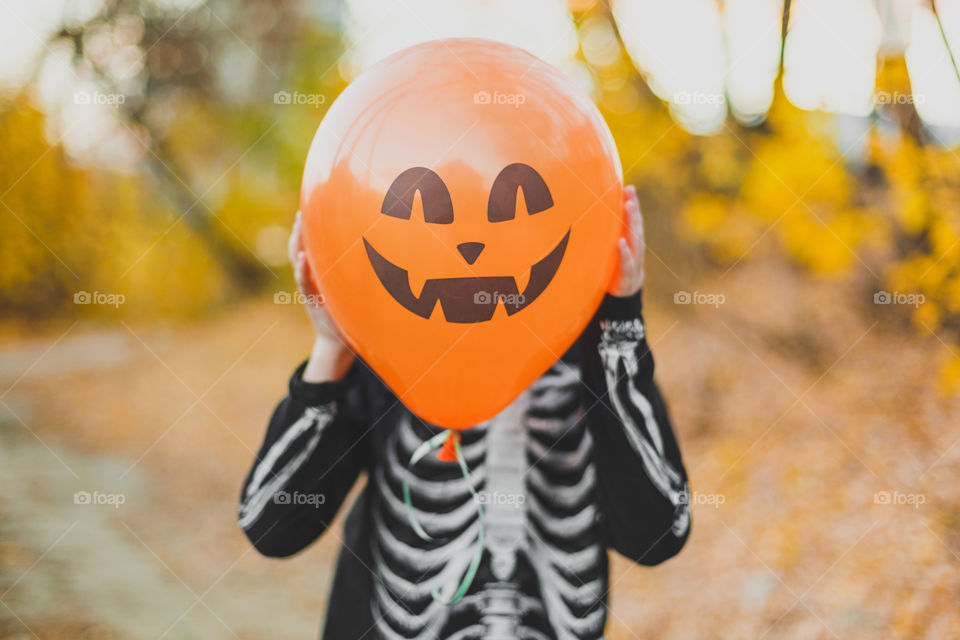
[437, 430, 460, 462]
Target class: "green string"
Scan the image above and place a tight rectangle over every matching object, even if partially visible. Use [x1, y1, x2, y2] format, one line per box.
[402, 430, 485, 605]
[402, 430, 449, 542]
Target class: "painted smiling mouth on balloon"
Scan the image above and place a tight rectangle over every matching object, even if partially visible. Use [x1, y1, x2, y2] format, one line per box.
[362, 229, 570, 324]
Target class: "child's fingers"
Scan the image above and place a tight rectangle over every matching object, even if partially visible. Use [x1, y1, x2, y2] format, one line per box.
[294, 250, 320, 302]
[618, 236, 632, 263]
[618, 237, 636, 293]
[623, 185, 643, 250]
[293, 250, 306, 291]
[624, 187, 642, 253]
[631, 201, 644, 259]
[288, 211, 303, 265]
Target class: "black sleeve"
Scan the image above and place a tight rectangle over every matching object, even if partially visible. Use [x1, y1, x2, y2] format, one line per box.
[237, 360, 370, 558]
[578, 290, 691, 565]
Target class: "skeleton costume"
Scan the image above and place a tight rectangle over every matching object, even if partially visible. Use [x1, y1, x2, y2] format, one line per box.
[239, 290, 690, 639]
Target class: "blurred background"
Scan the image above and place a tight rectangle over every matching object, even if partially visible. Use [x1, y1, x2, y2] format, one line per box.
[1, 0, 959, 638]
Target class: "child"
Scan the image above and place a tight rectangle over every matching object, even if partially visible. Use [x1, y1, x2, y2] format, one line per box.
[238, 186, 690, 639]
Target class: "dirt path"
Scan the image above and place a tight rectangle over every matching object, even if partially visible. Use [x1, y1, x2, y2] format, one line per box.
[0, 317, 334, 640]
[1, 263, 958, 639]
[0, 401, 228, 639]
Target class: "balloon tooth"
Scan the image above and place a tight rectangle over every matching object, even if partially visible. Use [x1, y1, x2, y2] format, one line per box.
[514, 268, 531, 295]
[408, 272, 427, 299]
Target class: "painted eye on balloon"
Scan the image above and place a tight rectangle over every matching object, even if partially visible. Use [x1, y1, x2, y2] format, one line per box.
[381, 166, 455, 224]
[487, 162, 554, 222]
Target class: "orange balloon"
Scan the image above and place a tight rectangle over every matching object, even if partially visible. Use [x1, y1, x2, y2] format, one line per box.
[300, 38, 623, 429]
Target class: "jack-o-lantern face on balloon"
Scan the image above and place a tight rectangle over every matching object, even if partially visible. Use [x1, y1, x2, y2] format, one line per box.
[300, 39, 623, 429]
[364, 163, 569, 324]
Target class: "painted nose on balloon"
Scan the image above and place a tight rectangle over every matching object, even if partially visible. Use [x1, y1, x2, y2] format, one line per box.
[457, 242, 485, 265]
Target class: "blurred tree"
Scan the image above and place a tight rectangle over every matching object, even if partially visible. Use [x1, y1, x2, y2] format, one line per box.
[575, 0, 960, 389]
[0, 0, 346, 318]
[52, 0, 305, 291]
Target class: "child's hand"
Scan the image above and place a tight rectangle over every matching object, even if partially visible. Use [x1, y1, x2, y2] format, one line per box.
[289, 210, 340, 340]
[289, 211, 355, 381]
[611, 185, 645, 297]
